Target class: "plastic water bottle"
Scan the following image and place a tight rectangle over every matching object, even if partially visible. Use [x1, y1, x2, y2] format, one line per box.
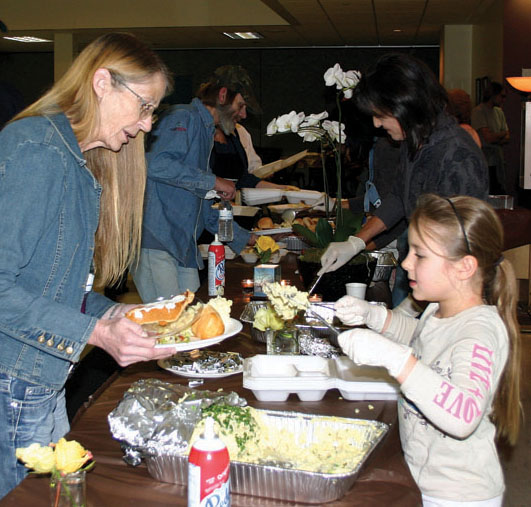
[188, 416, 230, 506]
[208, 234, 225, 297]
[218, 200, 234, 242]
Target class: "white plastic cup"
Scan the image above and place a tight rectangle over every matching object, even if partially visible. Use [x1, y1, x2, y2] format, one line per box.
[345, 282, 367, 299]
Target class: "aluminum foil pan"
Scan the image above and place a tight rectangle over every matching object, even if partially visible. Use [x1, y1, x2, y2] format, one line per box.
[145, 409, 388, 504]
[367, 250, 397, 282]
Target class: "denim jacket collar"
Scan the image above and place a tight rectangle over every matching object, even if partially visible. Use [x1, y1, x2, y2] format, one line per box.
[192, 97, 216, 133]
[44, 113, 100, 190]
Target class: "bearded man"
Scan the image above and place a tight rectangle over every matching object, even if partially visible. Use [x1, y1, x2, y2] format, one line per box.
[132, 66, 257, 303]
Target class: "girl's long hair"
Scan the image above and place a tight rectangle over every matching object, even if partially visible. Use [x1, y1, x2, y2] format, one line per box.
[13, 32, 172, 287]
[409, 194, 521, 445]
[353, 53, 448, 159]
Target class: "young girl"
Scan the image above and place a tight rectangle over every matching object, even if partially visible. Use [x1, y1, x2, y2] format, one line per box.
[335, 193, 521, 506]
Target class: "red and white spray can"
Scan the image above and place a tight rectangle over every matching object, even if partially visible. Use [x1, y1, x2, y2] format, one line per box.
[208, 234, 225, 297]
[188, 416, 230, 507]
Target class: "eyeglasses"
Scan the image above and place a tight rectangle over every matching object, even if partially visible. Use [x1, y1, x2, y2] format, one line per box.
[117, 79, 156, 119]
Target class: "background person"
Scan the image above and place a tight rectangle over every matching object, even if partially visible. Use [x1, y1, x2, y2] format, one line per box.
[447, 88, 482, 148]
[336, 194, 521, 506]
[471, 81, 510, 194]
[317, 53, 488, 307]
[133, 66, 256, 303]
[0, 32, 176, 498]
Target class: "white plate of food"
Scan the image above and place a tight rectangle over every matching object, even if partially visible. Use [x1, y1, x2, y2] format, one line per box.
[154, 318, 243, 349]
[253, 227, 292, 236]
[158, 350, 243, 378]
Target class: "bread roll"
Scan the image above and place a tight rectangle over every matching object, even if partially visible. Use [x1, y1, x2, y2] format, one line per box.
[257, 217, 274, 229]
[125, 290, 194, 325]
[192, 305, 225, 339]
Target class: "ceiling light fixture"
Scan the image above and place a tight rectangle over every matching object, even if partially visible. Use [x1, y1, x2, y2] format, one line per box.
[3, 36, 52, 43]
[222, 32, 263, 40]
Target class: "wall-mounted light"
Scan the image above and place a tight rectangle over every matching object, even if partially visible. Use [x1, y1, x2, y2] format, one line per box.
[506, 77, 531, 94]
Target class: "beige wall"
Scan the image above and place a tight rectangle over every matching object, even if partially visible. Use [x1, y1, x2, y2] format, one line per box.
[441, 0, 503, 102]
[441, 25, 474, 94]
[471, 0, 504, 100]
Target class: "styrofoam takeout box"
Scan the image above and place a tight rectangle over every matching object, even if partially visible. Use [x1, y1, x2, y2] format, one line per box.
[285, 189, 323, 204]
[243, 355, 399, 402]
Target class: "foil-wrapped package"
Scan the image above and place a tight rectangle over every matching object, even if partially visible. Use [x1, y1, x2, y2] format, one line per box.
[108, 378, 247, 465]
[297, 328, 341, 358]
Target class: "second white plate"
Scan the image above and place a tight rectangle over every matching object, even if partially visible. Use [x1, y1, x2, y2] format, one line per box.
[155, 318, 243, 349]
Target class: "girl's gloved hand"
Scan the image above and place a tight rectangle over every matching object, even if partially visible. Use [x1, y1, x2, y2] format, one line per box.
[335, 295, 388, 332]
[338, 328, 412, 379]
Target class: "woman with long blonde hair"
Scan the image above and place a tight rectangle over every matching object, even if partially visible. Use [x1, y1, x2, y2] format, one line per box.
[335, 193, 520, 506]
[0, 32, 176, 498]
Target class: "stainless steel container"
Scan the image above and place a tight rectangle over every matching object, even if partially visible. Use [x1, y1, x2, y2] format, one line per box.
[145, 409, 388, 504]
[367, 250, 397, 282]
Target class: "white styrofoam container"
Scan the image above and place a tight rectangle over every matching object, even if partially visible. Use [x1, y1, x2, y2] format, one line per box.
[241, 188, 284, 205]
[285, 189, 323, 204]
[243, 355, 399, 401]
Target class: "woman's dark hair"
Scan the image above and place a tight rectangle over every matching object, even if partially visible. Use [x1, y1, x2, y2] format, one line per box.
[353, 53, 448, 157]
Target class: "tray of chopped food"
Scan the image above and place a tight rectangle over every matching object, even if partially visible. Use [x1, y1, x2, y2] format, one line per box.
[146, 406, 388, 503]
[109, 381, 389, 504]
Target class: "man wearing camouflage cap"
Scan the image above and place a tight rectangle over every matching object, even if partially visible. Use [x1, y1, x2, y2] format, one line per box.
[132, 65, 257, 303]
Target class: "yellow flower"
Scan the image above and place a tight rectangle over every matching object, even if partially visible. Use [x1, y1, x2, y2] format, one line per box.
[255, 236, 279, 254]
[253, 306, 284, 331]
[55, 438, 91, 474]
[16, 443, 55, 474]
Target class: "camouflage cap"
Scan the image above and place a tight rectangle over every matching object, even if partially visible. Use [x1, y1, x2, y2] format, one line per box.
[210, 65, 261, 113]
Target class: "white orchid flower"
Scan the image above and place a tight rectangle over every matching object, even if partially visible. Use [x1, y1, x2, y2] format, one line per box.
[275, 111, 305, 133]
[297, 130, 321, 143]
[324, 63, 343, 88]
[323, 120, 346, 144]
[344, 70, 361, 88]
[301, 111, 328, 127]
[266, 117, 278, 135]
[324, 64, 361, 99]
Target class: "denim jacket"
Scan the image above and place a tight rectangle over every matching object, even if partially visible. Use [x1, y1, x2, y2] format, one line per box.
[0, 113, 113, 390]
[142, 98, 250, 268]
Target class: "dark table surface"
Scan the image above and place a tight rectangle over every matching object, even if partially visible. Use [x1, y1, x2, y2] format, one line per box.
[1, 254, 421, 506]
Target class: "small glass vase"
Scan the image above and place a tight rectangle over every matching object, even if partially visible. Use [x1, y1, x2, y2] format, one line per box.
[50, 470, 86, 507]
[266, 323, 299, 355]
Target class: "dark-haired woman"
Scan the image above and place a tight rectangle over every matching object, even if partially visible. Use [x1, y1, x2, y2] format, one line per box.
[318, 53, 488, 305]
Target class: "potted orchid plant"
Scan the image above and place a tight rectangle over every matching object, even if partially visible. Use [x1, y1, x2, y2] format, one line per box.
[266, 65, 375, 300]
[266, 64, 363, 250]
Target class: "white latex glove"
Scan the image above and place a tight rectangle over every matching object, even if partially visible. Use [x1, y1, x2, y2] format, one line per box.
[335, 295, 388, 332]
[338, 328, 412, 378]
[317, 236, 366, 276]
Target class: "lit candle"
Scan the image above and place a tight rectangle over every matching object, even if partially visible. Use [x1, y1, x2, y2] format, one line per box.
[241, 279, 254, 294]
[280, 279, 291, 287]
[309, 293, 323, 302]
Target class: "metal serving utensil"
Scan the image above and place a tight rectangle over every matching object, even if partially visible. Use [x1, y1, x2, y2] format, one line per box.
[305, 308, 341, 336]
[307, 272, 324, 296]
